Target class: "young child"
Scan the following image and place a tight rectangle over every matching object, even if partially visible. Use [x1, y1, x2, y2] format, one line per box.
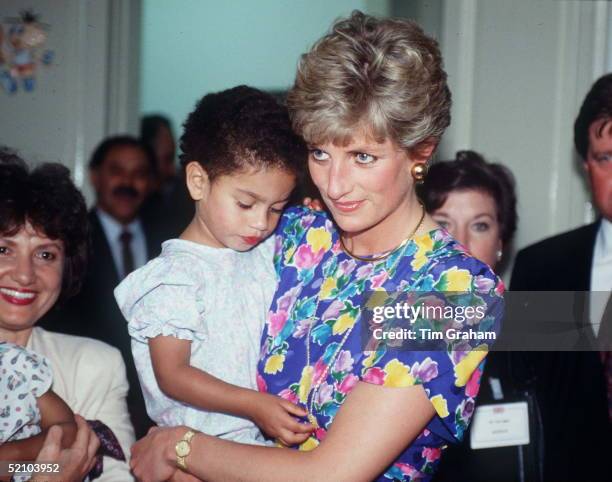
[0, 342, 77, 480]
[115, 86, 313, 446]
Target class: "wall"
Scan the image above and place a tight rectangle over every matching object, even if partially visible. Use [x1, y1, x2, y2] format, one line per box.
[0, 0, 140, 203]
[140, 0, 389, 134]
[406, 0, 610, 263]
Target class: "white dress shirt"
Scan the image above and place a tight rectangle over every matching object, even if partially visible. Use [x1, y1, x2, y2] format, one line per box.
[96, 208, 147, 279]
[590, 219, 612, 336]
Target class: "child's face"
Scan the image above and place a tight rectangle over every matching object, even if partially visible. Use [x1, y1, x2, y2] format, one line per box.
[189, 166, 296, 251]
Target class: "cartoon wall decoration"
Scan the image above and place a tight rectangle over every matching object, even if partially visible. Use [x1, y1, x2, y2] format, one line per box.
[0, 9, 53, 94]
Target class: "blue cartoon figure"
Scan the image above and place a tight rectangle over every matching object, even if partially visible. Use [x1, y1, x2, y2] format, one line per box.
[0, 10, 53, 94]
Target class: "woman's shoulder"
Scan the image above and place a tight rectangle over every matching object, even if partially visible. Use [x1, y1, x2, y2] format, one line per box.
[30, 327, 123, 365]
[278, 206, 333, 235]
[409, 228, 503, 294]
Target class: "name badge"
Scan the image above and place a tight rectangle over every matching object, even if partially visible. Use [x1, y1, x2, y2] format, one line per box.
[470, 401, 530, 449]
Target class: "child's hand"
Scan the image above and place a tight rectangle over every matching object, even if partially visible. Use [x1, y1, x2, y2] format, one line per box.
[302, 197, 324, 211]
[250, 393, 314, 446]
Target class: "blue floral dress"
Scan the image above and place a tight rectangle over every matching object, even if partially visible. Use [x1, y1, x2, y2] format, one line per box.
[257, 207, 504, 481]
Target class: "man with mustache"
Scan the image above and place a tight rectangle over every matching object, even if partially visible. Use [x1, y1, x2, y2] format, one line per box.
[42, 135, 160, 438]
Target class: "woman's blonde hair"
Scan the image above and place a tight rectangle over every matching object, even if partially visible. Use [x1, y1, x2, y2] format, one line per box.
[287, 10, 451, 150]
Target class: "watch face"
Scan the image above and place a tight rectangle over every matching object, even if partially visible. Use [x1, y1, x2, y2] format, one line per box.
[176, 440, 190, 457]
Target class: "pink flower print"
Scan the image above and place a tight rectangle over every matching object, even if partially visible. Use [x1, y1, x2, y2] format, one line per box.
[338, 259, 356, 276]
[301, 214, 316, 228]
[422, 447, 442, 463]
[256, 373, 267, 393]
[278, 388, 298, 404]
[395, 463, 422, 478]
[276, 285, 301, 312]
[337, 373, 359, 394]
[356, 264, 374, 279]
[268, 310, 288, 338]
[315, 427, 327, 441]
[465, 366, 482, 398]
[410, 357, 439, 383]
[322, 299, 343, 321]
[315, 382, 333, 406]
[333, 350, 354, 373]
[474, 275, 495, 293]
[331, 239, 342, 254]
[370, 271, 388, 289]
[312, 359, 328, 386]
[294, 244, 321, 270]
[293, 317, 313, 338]
[362, 367, 385, 385]
[495, 280, 505, 296]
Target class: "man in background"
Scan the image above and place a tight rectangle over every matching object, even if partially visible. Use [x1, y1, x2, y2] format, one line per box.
[511, 73, 611, 481]
[42, 135, 160, 437]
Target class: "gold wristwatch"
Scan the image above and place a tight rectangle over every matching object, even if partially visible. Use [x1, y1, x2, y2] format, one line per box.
[175, 429, 197, 470]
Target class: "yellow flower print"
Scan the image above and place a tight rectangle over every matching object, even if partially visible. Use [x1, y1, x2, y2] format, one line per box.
[319, 277, 337, 300]
[307, 227, 332, 253]
[444, 266, 473, 291]
[299, 436, 319, 451]
[284, 245, 296, 264]
[383, 359, 415, 387]
[298, 365, 314, 403]
[412, 235, 434, 270]
[365, 289, 389, 310]
[264, 354, 285, 375]
[362, 351, 377, 368]
[454, 344, 488, 386]
[430, 394, 450, 418]
[332, 313, 355, 335]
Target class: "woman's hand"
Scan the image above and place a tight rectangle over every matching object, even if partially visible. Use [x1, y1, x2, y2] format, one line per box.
[131, 426, 185, 482]
[249, 393, 314, 446]
[30, 415, 99, 482]
[302, 197, 324, 211]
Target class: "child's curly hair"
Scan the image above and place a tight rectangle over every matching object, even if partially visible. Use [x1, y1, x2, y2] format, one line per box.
[179, 85, 307, 182]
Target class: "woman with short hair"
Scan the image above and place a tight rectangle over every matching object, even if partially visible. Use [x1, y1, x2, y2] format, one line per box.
[130, 12, 504, 482]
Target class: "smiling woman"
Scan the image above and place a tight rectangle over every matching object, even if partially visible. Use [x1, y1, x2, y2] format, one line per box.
[0, 148, 135, 481]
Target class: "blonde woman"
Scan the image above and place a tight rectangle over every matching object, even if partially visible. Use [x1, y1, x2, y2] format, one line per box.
[130, 11, 504, 482]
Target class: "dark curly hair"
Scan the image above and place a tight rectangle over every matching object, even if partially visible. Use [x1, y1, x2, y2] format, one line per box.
[0, 147, 89, 302]
[179, 85, 307, 182]
[419, 150, 518, 245]
[574, 73, 612, 160]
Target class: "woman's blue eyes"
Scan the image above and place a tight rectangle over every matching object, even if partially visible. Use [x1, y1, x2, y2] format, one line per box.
[310, 149, 329, 161]
[355, 153, 376, 164]
[309, 149, 376, 164]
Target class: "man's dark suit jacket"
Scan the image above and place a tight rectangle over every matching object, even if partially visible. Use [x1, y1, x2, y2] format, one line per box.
[510, 221, 611, 481]
[41, 209, 162, 437]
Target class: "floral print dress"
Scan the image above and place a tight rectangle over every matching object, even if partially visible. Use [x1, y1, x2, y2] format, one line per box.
[257, 207, 504, 481]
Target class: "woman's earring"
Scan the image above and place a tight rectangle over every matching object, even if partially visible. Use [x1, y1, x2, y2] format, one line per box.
[411, 162, 428, 183]
[496, 249, 503, 261]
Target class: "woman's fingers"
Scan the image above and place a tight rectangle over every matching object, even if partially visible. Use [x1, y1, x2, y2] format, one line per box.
[37, 425, 63, 461]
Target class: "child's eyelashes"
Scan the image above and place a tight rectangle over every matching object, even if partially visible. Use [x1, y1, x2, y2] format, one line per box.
[237, 201, 285, 214]
[237, 201, 253, 210]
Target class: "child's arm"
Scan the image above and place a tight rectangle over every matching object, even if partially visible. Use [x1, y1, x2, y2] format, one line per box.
[0, 390, 77, 462]
[150, 335, 314, 445]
